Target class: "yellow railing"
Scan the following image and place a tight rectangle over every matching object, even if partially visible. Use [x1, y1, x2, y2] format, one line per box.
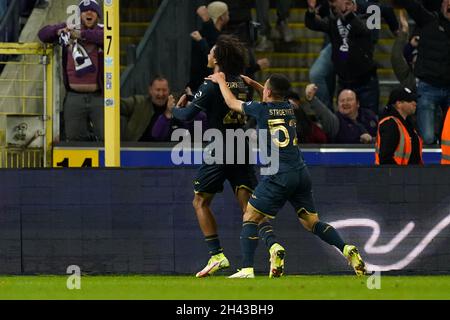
[0, 42, 54, 168]
[0, 148, 44, 168]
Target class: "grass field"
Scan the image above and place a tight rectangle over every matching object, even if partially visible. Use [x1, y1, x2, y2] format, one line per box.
[1, 275, 450, 300]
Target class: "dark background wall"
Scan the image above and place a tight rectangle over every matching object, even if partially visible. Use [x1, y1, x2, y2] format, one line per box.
[1, 167, 450, 275]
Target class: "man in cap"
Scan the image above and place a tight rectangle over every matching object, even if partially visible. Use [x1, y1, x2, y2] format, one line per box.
[38, 0, 104, 141]
[375, 86, 423, 165]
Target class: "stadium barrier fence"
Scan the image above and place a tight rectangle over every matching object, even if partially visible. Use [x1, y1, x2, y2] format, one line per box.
[0, 42, 55, 168]
[1, 166, 449, 275]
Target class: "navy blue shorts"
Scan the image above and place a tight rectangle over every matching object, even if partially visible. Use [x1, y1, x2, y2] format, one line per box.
[193, 164, 257, 195]
[248, 166, 317, 218]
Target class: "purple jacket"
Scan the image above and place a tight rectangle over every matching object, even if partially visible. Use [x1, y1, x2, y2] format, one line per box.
[152, 112, 208, 141]
[38, 22, 104, 93]
[335, 108, 378, 144]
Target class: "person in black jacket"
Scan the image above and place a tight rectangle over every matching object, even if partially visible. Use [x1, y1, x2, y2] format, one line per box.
[391, 0, 450, 144]
[376, 86, 423, 165]
[188, 2, 229, 93]
[305, 0, 380, 115]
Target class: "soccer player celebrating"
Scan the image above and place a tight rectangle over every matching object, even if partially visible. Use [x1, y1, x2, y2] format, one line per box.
[207, 71, 367, 278]
[172, 35, 285, 278]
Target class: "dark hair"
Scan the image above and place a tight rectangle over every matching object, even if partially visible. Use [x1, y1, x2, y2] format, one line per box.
[267, 74, 291, 99]
[149, 75, 168, 87]
[214, 35, 248, 76]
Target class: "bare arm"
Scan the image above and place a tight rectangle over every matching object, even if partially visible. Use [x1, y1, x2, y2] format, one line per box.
[240, 74, 264, 98]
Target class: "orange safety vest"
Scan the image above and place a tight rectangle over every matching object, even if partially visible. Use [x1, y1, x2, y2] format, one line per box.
[442, 108, 450, 165]
[375, 116, 423, 165]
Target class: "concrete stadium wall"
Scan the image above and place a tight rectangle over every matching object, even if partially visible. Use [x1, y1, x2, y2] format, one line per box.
[1, 166, 450, 275]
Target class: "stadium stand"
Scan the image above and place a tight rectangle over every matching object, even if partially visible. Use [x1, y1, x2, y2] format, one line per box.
[254, 5, 398, 111]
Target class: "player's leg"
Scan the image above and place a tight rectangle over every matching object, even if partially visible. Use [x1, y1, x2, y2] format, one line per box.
[230, 165, 285, 275]
[230, 174, 287, 278]
[235, 186, 279, 250]
[298, 211, 366, 276]
[228, 203, 266, 279]
[194, 165, 230, 277]
[291, 167, 366, 276]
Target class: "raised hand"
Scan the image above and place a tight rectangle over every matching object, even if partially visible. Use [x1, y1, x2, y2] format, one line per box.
[190, 31, 202, 42]
[196, 6, 210, 22]
[305, 83, 318, 101]
[307, 0, 317, 11]
[399, 9, 409, 33]
[176, 94, 188, 108]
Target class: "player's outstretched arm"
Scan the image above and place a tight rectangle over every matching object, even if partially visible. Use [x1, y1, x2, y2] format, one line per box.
[240, 74, 264, 98]
[206, 73, 245, 113]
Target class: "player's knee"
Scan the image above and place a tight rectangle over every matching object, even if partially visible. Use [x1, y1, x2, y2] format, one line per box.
[244, 208, 264, 224]
[298, 210, 319, 232]
[192, 194, 209, 210]
[299, 219, 314, 232]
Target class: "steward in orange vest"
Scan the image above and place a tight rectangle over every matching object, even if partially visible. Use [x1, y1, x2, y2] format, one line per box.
[375, 86, 423, 165]
[442, 108, 450, 165]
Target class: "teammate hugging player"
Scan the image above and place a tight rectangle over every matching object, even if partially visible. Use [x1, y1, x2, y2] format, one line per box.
[172, 35, 285, 278]
[207, 71, 367, 278]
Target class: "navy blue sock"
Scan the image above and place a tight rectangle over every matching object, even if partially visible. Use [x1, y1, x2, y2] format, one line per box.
[258, 221, 278, 249]
[312, 221, 346, 252]
[241, 221, 259, 268]
[205, 235, 223, 256]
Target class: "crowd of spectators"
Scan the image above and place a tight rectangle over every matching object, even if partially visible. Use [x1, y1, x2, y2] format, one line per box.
[34, 0, 449, 159]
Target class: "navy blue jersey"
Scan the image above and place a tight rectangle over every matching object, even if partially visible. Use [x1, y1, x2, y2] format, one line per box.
[242, 101, 305, 173]
[191, 75, 249, 133]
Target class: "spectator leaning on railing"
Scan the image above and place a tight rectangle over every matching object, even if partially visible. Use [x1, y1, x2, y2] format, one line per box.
[120, 76, 207, 142]
[38, 0, 104, 142]
[375, 86, 423, 165]
[120, 76, 173, 142]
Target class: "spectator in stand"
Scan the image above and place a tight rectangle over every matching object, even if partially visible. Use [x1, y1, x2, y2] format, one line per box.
[304, 84, 378, 143]
[375, 86, 423, 165]
[391, 0, 450, 145]
[391, 10, 418, 90]
[306, 0, 380, 115]
[151, 97, 208, 142]
[308, 0, 343, 111]
[192, 1, 270, 98]
[188, 2, 229, 93]
[200, 0, 254, 45]
[38, 0, 104, 141]
[307, 0, 399, 114]
[285, 90, 328, 144]
[255, 0, 294, 52]
[121, 76, 172, 141]
[121, 76, 206, 142]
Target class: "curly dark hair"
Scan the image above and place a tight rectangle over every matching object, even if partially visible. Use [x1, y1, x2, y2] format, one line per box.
[213, 34, 248, 76]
